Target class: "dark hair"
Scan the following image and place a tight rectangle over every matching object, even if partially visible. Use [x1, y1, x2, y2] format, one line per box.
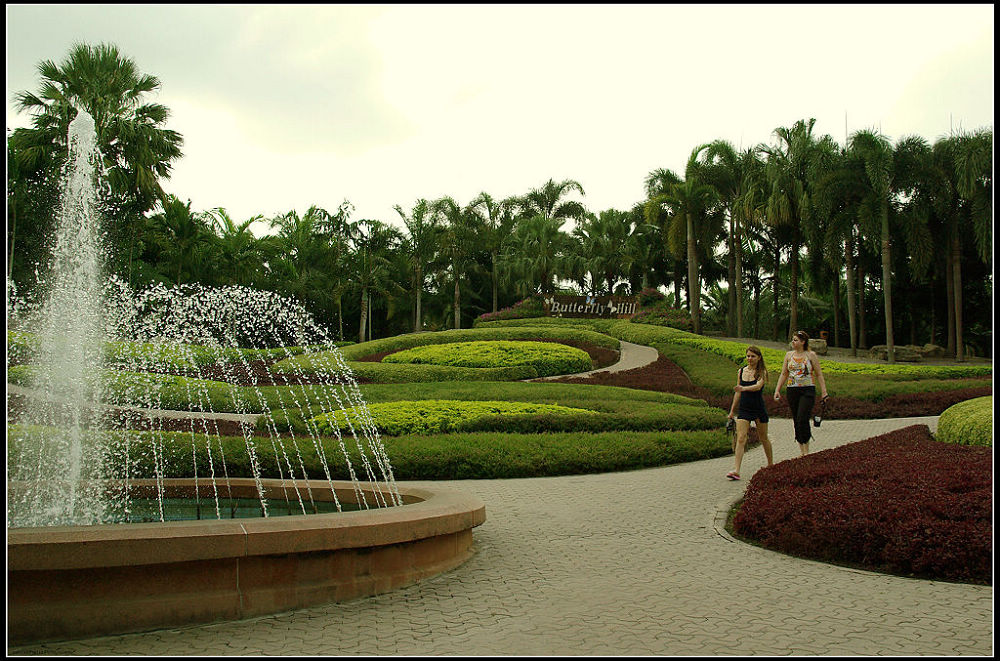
[793, 331, 810, 350]
[745, 345, 767, 381]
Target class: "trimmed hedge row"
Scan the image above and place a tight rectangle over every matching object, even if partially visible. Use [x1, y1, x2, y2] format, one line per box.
[382, 340, 593, 377]
[732, 424, 991, 584]
[263, 381, 723, 436]
[311, 399, 595, 436]
[7, 330, 352, 370]
[7, 423, 730, 481]
[936, 396, 993, 446]
[475, 318, 993, 401]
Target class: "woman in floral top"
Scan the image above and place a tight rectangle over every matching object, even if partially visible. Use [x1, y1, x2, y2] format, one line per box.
[773, 330, 829, 456]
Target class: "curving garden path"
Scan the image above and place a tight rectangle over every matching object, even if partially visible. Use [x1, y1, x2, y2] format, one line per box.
[8, 343, 993, 656]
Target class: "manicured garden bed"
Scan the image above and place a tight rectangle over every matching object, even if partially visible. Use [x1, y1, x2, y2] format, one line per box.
[730, 425, 992, 585]
[381, 340, 594, 377]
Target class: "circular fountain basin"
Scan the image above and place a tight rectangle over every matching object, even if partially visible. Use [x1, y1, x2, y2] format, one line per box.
[7, 478, 485, 645]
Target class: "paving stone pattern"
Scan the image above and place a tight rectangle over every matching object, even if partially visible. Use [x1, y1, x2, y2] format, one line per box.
[9, 415, 992, 656]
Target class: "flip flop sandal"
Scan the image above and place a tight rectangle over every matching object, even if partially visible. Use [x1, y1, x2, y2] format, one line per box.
[726, 471, 741, 481]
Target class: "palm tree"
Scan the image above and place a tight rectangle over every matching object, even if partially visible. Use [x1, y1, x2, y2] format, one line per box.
[504, 214, 575, 297]
[468, 192, 520, 313]
[12, 43, 183, 202]
[205, 208, 264, 287]
[929, 129, 993, 360]
[432, 196, 483, 329]
[11, 42, 184, 282]
[572, 209, 632, 296]
[148, 196, 215, 285]
[813, 146, 866, 355]
[689, 140, 763, 336]
[759, 119, 833, 340]
[846, 130, 933, 363]
[644, 168, 685, 308]
[521, 178, 587, 222]
[394, 199, 440, 332]
[351, 219, 402, 342]
[622, 202, 661, 294]
[644, 149, 721, 335]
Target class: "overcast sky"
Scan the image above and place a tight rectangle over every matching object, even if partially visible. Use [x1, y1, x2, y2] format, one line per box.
[6, 4, 994, 236]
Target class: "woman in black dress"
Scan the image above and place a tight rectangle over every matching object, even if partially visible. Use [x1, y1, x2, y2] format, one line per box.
[726, 345, 773, 480]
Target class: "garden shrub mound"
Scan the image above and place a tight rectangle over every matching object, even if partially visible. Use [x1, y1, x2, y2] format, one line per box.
[477, 318, 992, 415]
[733, 425, 992, 585]
[311, 399, 595, 436]
[274, 325, 618, 383]
[381, 340, 592, 377]
[936, 396, 993, 446]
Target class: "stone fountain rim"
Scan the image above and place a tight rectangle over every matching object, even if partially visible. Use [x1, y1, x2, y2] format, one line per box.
[7, 478, 486, 572]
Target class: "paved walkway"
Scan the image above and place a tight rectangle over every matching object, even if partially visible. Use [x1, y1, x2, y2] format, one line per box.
[528, 340, 660, 380]
[9, 415, 993, 656]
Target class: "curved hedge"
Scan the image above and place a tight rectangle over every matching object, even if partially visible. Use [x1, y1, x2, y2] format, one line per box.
[312, 399, 596, 436]
[274, 325, 619, 383]
[475, 318, 993, 402]
[936, 396, 993, 446]
[8, 423, 730, 480]
[382, 340, 593, 377]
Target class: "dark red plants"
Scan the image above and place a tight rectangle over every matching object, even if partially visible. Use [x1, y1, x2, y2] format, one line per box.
[733, 425, 992, 584]
[550, 356, 990, 419]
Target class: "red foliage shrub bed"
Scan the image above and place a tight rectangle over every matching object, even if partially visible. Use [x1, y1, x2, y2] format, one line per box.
[733, 425, 992, 584]
[551, 356, 990, 419]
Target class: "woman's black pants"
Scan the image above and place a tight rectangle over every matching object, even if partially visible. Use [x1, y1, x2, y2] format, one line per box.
[786, 386, 816, 445]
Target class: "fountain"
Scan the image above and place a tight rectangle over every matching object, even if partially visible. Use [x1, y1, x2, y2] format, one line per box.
[6, 110, 485, 645]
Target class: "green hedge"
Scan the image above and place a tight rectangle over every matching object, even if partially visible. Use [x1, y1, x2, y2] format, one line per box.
[382, 340, 593, 377]
[7, 330, 351, 371]
[274, 325, 618, 383]
[8, 423, 730, 480]
[311, 399, 596, 435]
[936, 396, 993, 446]
[475, 318, 992, 399]
[263, 381, 723, 436]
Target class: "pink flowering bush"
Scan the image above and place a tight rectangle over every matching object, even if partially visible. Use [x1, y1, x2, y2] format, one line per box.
[476, 295, 546, 323]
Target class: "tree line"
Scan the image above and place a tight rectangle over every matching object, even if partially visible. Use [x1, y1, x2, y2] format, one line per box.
[7, 43, 994, 360]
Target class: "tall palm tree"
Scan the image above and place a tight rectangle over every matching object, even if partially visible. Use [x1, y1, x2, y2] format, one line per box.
[432, 196, 483, 329]
[394, 199, 440, 332]
[813, 146, 867, 355]
[645, 149, 721, 335]
[205, 208, 264, 287]
[846, 130, 932, 363]
[644, 167, 685, 308]
[572, 209, 632, 296]
[12, 43, 183, 204]
[468, 192, 520, 313]
[689, 140, 762, 336]
[504, 214, 575, 297]
[11, 42, 184, 283]
[759, 119, 832, 340]
[933, 128, 993, 360]
[521, 178, 588, 222]
[351, 219, 402, 342]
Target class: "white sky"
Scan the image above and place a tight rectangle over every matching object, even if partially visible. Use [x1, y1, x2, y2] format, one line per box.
[6, 4, 995, 237]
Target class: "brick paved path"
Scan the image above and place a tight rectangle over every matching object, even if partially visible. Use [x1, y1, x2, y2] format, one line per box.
[9, 415, 992, 656]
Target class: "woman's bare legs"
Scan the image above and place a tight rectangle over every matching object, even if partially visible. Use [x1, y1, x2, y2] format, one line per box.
[757, 421, 773, 466]
[733, 419, 751, 475]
